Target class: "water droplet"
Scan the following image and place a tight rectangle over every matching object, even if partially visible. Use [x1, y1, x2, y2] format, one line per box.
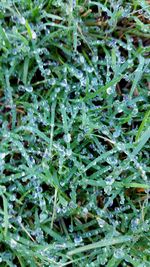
[120, 195, 125, 204]
[104, 185, 112, 195]
[132, 107, 138, 116]
[105, 177, 114, 185]
[74, 235, 83, 244]
[109, 40, 116, 47]
[92, 55, 98, 63]
[31, 30, 37, 39]
[69, 225, 73, 232]
[0, 186, 6, 195]
[26, 86, 33, 92]
[0, 153, 6, 159]
[10, 194, 16, 201]
[107, 156, 118, 166]
[80, 77, 86, 86]
[45, 69, 51, 75]
[56, 207, 61, 214]
[64, 133, 71, 143]
[97, 218, 105, 228]
[114, 248, 124, 259]
[117, 142, 125, 151]
[106, 87, 114, 95]
[120, 56, 125, 63]
[113, 128, 121, 138]
[117, 105, 123, 113]
[127, 59, 133, 65]
[83, 207, 88, 215]
[127, 45, 132, 51]
[131, 218, 140, 231]
[40, 212, 48, 222]
[16, 216, 21, 225]
[85, 65, 94, 73]
[61, 79, 67, 87]
[66, 148, 72, 157]
[80, 55, 85, 64]
[19, 16, 26, 25]
[101, 125, 109, 135]
[10, 239, 17, 248]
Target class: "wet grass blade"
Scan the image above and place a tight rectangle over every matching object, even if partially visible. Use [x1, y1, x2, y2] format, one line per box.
[68, 235, 133, 256]
[132, 126, 150, 156]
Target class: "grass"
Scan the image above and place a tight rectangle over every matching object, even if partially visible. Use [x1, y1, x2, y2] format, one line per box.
[0, 0, 150, 266]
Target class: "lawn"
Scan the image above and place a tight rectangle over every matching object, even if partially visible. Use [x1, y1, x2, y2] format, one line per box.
[0, 0, 150, 266]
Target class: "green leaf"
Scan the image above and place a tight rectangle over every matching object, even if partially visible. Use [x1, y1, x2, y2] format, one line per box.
[68, 235, 133, 256]
[135, 110, 150, 141]
[129, 56, 145, 97]
[2, 194, 9, 238]
[132, 126, 150, 156]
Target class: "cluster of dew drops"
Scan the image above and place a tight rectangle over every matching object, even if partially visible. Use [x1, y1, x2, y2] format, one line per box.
[0, 1, 150, 265]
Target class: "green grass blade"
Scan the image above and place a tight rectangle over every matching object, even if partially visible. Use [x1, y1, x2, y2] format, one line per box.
[135, 110, 150, 141]
[67, 235, 132, 256]
[2, 194, 9, 238]
[132, 126, 150, 156]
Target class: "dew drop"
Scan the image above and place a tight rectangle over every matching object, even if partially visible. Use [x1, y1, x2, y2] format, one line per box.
[105, 177, 114, 185]
[80, 55, 85, 64]
[0, 153, 6, 159]
[19, 16, 26, 25]
[97, 218, 105, 228]
[83, 207, 88, 215]
[31, 30, 37, 39]
[40, 212, 48, 222]
[104, 185, 112, 195]
[106, 87, 114, 95]
[74, 235, 83, 244]
[66, 148, 72, 157]
[131, 218, 140, 231]
[10, 239, 17, 248]
[114, 248, 124, 259]
[92, 55, 98, 63]
[64, 133, 71, 143]
[25, 86, 33, 92]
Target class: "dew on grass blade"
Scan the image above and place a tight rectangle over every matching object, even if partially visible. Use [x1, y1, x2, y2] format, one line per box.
[131, 218, 140, 231]
[61, 79, 67, 87]
[17, 216, 22, 224]
[31, 30, 37, 39]
[104, 185, 112, 195]
[105, 177, 114, 185]
[113, 128, 121, 138]
[107, 156, 118, 165]
[117, 142, 125, 151]
[0, 1, 149, 265]
[10, 194, 16, 201]
[79, 55, 85, 64]
[64, 133, 71, 143]
[19, 16, 26, 25]
[40, 212, 48, 222]
[10, 239, 17, 248]
[0, 153, 6, 159]
[18, 85, 33, 92]
[74, 235, 83, 245]
[114, 248, 125, 259]
[85, 65, 94, 73]
[92, 55, 98, 63]
[97, 218, 105, 228]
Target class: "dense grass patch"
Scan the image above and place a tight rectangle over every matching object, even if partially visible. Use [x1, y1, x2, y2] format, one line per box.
[0, 0, 150, 266]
